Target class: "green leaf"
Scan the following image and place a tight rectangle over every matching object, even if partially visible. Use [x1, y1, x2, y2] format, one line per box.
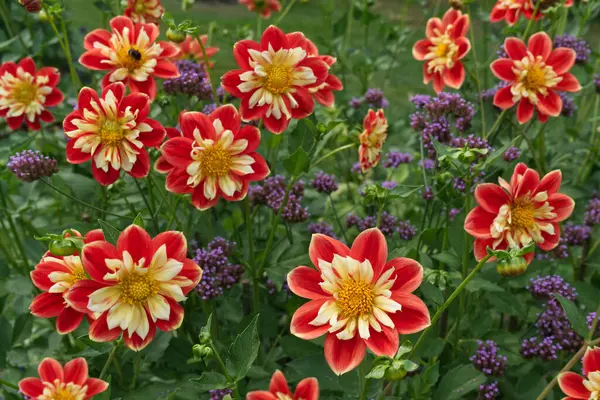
[366, 364, 388, 379]
[433, 364, 486, 400]
[465, 276, 505, 293]
[419, 281, 444, 306]
[226, 314, 260, 381]
[283, 148, 311, 176]
[431, 251, 461, 270]
[190, 372, 229, 390]
[98, 219, 121, 245]
[93, 0, 111, 13]
[289, 119, 317, 153]
[132, 213, 145, 228]
[0, 316, 13, 368]
[554, 294, 589, 338]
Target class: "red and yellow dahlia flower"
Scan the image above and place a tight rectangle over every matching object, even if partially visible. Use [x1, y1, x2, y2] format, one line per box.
[124, 0, 165, 24]
[288, 228, 430, 375]
[64, 82, 166, 186]
[19, 357, 108, 400]
[302, 37, 343, 108]
[558, 346, 600, 399]
[359, 109, 388, 173]
[412, 8, 471, 93]
[173, 35, 219, 64]
[239, 0, 282, 19]
[221, 25, 329, 134]
[159, 105, 270, 210]
[79, 16, 179, 100]
[491, 32, 581, 124]
[490, 0, 573, 26]
[465, 163, 574, 263]
[66, 225, 202, 351]
[30, 229, 104, 335]
[247, 370, 319, 400]
[0, 57, 63, 131]
[154, 127, 181, 173]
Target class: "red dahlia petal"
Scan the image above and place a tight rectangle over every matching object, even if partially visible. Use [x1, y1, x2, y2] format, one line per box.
[324, 333, 366, 376]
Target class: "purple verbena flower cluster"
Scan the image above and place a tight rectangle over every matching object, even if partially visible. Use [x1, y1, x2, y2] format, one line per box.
[536, 299, 583, 352]
[308, 221, 336, 238]
[470, 340, 507, 376]
[193, 238, 243, 300]
[503, 146, 521, 162]
[521, 336, 562, 361]
[348, 88, 389, 109]
[449, 134, 493, 155]
[202, 103, 218, 114]
[527, 275, 577, 300]
[559, 93, 577, 117]
[584, 197, 600, 226]
[422, 186, 434, 201]
[479, 381, 500, 399]
[311, 171, 338, 194]
[563, 223, 592, 246]
[250, 176, 309, 222]
[383, 151, 413, 168]
[345, 213, 361, 228]
[210, 389, 232, 400]
[8, 150, 59, 182]
[163, 60, 213, 98]
[346, 212, 417, 240]
[554, 34, 591, 64]
[381, 180, 398, 190]
[453, 177, 466, 192]
[449, 208, 461, 221]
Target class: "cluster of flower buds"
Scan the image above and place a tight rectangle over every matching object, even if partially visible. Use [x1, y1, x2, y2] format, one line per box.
[366, 341, 418, 382]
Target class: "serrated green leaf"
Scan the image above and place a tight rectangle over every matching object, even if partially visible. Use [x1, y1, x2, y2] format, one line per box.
[98, 219, 121, 245]
[226, 314, 260, 381]
[283, 148, 311, 176]
[554, 294, 589, 338]
[190, 372, 229, 390]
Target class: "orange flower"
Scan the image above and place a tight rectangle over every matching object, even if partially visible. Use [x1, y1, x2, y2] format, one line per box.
[19, 358, 108, 400]
[124, 0, 165, 24]
[358, 109, 388, 172]
[0, 57, 63, 131]
[412, 8, 471, 93]
[240, 0, 281, 18]
[173, 35, 219, 64]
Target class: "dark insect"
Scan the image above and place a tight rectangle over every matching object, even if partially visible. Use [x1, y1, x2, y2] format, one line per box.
[128, 49, 142, 61]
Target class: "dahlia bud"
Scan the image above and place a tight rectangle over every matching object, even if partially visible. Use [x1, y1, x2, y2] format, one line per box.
[48, 239, 79, 257]
[496, 256, 528, 277]
[384, 360, 408, 381]
[166, 28, 186, 43]
[192, 344, 212, 360]
[18, 0, 42, 12]
[449, 0, 463, 10]
[199, 331, 211, 345]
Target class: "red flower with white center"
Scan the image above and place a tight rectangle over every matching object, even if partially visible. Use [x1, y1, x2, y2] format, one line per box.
[66, 225, 202, 351]
[64, 82, 165, 186]
[558, 346, 600, 399]
[79, 16, 179, 100]
[490, 0, 573, 25]
[173, 35, 219, 64]
[19, 357, 108, 400]
[288, 228, 431, 375]
[490, 32, 581, 124]
[158, 105, 270, 210]
[0, 57, 63, 131]
[301, 37, 343, 108]
[221, 25, 329, 134]
[30, 229, 104, 334]
[124, 0, 164, 24]
[412, 8, 471, 93]
[239, 0, 281, 18]
[465, 163, 574, 264]
[359, 109, 388, 173]
[247, 370, 319, 400]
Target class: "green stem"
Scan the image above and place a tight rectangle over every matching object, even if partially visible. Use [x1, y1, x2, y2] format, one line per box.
[43, 5, 81, 91]
[0, 185, 28, 273]
[358, 363, 369, 400]
[343, 0, 354, 54]
[209, 342, 233, 382]
[455, 185, 472, 347]
[194, 33, 220, 107]
[311, 143, 356, 169]
[256, 13, 262, 35]
[409, 254, 493, 358]
[467, 5, 486, 137]
[522, 1, 542, 39]
[166, 196, 183, 230]
[274, 0, 298, 25]
[0, 0, 26, 50]
[485, 109, 508, 141]
[587, 304, 600, 342]
[59, 14, 82, 90]
[376, 202, 385, 228]
[130, 353, 142, 389]
[523, 128, 544, 173]
[329, 194, 350, 243]
[244, 196, 260, 314]
[0, 379, 18, 390]
[376, 381, 393, 400]
[99, 341, 121, 380]
[133, 179, 160, 232]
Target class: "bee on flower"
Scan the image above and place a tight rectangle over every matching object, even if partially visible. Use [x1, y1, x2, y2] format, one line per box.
[464, 163, 574, 263]
[124, 0, 165, 24]
[79, 16, 179, 100]
[66, 225, 202, 351]
[221, 25, 330, 134]
[359, 109, 388, 173]
[64, 82, 166, 186]
[412, 8, 471, 93]
[490, 32, 581, 124]
[247, 370, 319, 400]
[0, 57, 63, 131]
[239, 0, 282, 19]
[288, 228, 430, 375]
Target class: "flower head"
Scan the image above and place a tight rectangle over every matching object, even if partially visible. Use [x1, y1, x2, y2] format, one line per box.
[491, 32, 581, 124]
[174, 35, 219, 63]
[558, 347, 600, 399]
[311, 171, 338, 194]
[359, 109, 388, 172]
[221, 26, 329, 134]
[240, 0, 282, 18]
[64, 82, 166, 185]
[412, 8, 471, 93]
[193, 237, 243, 300]
[247, 370, 318, 400]
[490, 0, 537, 26]
[470, 340, 507, 376]
[19, 358, 108, 400]
[465, 163, 574, 263]
[288, 228, 430, 375]
[79, 16, 179, 100]
[30, 230, 104, 334]
[8, 150, 58, 182]
[124, 0, 164, 24]
[66, 225, 202, 351]
[502, 146, 521, 162]
[0, 57, 63, 131]
[159, 105, 270, 210]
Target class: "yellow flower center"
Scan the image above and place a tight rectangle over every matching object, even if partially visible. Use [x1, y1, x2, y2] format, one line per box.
[117, 47, 144, 72]
[98, 120, 125, 146]
[199, 146, 232, 177]
[523, 66, 547, 91]
[275, 394, 294, 400]
[120, 272, 158, 304]
[12, 80, 37, 105]
[51, 388, 77, 400]
[336, 280, 375, 319]
[583, 371, 600, 399]
[134, 1, 146, 13]
[265, 64, 293, 94]
[511, 201, 535, 229]
[436, 43, 449, 57]
[71, 266, 88, 281]
[39, 381, 87, 400]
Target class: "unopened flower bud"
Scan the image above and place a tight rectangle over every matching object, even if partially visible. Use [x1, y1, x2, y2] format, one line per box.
[19, 0, 42, 13]
[48, 239, 79, 257]
[384, 360, 408, 381]
[166, 28, 186, 43]
[192, 344, 207, 360]
[496, 256, 528, 277]
[199, 331, 211, 344]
